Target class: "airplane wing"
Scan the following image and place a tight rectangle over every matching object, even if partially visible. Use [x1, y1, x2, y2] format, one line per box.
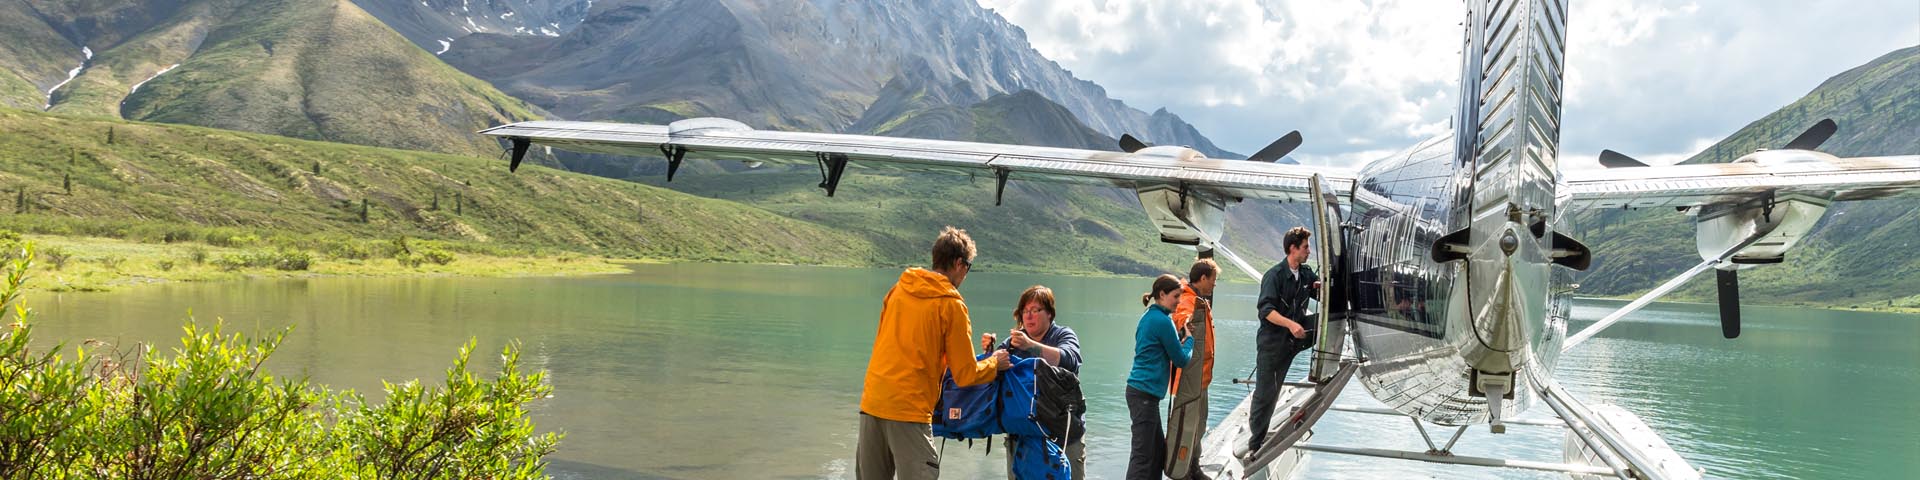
[479, 119, 1356, 202]
[1562, 153, 1920, 210]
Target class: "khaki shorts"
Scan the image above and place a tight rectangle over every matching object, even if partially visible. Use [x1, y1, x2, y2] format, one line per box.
[857, 412, 939, 480]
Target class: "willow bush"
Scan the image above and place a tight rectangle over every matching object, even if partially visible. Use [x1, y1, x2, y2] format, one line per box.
[0, 244, 560, 479]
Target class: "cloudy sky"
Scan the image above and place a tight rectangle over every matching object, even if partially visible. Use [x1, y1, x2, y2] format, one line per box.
[974, 0, 1919, 168]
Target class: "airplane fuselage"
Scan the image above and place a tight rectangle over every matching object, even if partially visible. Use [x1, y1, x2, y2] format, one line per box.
[1326, 0, 1569, 427]
[1335, 132, 1568, 426]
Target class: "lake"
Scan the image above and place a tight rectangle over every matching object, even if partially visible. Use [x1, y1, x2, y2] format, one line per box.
[24, 263, 1920, 478]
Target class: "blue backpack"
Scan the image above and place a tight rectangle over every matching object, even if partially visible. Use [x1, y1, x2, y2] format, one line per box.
[930, 355, 1071, 480]
[932, 355, 1048, 439]
[997, 356, 1048, 438]
[1009, 434, 1072, 480]
[931, 360, 1001, 439]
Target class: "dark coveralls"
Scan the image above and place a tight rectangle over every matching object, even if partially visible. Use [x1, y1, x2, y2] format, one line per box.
[1247, 261, 1318, 452]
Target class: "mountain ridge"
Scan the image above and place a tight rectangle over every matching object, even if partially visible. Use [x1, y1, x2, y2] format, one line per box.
[1577, 45, 1920, 308]
[1, 0, 542, 158]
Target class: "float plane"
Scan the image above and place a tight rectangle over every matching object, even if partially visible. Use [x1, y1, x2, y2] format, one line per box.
[481, 0, 1920, 477]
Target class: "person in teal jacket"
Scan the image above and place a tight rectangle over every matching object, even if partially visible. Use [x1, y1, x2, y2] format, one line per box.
[1126, 273, 1193, 480]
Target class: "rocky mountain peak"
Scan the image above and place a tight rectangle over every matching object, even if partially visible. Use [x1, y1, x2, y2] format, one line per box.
[351, 0, 594, 55]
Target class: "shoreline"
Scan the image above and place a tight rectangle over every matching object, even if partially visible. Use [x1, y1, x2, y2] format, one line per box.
[17, 233, 1916, 315]
[12, 234, 637, 293]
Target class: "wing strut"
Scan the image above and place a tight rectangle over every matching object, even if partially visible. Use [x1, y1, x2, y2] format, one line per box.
[1178, 216, 1262, 282]
[1561, 231, 1767, 351]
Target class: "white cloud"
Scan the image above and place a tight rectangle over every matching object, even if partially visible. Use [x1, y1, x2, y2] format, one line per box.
[978, 0, 1920, 167]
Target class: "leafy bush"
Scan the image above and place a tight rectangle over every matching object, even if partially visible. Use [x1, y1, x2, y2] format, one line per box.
[0, 244, 562, 479]
[391, 236, 455, 267]
[206, 231, 262, 248]
[214, 249, 314, 271]
[326, 240, 377, 260]
[38, 246, 69, 270]
[0, 230, 18, 261]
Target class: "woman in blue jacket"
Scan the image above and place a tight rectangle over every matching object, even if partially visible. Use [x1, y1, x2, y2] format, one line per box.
[1126, 274, 1193, 479]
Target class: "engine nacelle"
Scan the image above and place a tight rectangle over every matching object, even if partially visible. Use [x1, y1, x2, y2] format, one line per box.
[1137, 185, 1229, 254]
[1128, 145, 1227, 253]
[1694, 195, 1829, 270]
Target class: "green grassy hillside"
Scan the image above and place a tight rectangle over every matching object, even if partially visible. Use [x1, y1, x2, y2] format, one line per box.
[0, 106, 1240, 286]
[19, 0, 540, 158]
[0, 107, 882, 267]
[0, 1, 80, 110]
[1577, 46, 1920, 309]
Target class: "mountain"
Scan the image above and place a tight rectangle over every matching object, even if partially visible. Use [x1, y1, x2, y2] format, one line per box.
[347, 0, 592, 51]
[1576, 46, 1920, 308]
[0, 0, 541, 157]
[435, 0, 1239, 157]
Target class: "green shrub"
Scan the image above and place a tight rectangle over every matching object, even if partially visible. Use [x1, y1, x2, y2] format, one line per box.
[0, 244, 562, 479]
[207, 231, 262, 248]
[0, 230, 18, 261]
[390, 236, 452, 267]
[214, 249, 314, 271]
[156, 259, 175, 271]
[326, 240, 377, 260]
[416, 246, 455, 266]
[39, 246, 69, 270]
[187, 246, 209, 264]
[273, 249, 313, 271]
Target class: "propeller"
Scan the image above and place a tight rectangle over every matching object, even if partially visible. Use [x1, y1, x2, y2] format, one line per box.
[1119, 131, 1306, 162]
[1598, 119, 1840, 169]
[1597, 149, 1647, 168]
[1247, 130, 1304, 163]
[1782, 118, 1838, 151]
[1716, 269, 1741, 338]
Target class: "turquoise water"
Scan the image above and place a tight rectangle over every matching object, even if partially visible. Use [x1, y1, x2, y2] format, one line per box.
[24, 263, 1920, 478]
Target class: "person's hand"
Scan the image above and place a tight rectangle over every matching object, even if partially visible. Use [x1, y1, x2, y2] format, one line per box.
[1287, 321, 1306, 339]
[991, 349, 1012, 370]
[1007, 328, 1033, 351]
[980, 332, 997, 352]
[1311, 281, 1323, 290]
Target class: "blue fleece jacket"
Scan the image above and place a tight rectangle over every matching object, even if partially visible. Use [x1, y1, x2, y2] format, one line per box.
[1126, 303, 1194, 398]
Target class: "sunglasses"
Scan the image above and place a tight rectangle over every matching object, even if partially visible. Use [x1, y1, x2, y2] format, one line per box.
[960, 258, 973, 269]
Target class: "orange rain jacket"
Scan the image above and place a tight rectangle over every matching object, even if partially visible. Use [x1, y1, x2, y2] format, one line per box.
[859, 267, 999, 424]
[1170, 283, 1215, 395]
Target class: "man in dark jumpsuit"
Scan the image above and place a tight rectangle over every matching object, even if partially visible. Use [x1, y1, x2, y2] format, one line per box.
[1243, 226, 1320, 457]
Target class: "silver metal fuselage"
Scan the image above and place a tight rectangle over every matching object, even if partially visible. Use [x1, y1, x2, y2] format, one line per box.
[1335, 0, 1568, 426]
[1338, 132, 1569, 426]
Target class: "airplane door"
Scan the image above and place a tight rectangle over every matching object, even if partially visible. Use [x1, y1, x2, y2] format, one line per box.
[1309, 174, 1349, 383]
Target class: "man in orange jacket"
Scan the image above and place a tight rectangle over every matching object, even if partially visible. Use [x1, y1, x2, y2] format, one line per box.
[857, 226, 1010, 480]
[1172, 258, 1219, 392]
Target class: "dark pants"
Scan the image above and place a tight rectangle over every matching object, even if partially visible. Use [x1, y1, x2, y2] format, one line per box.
[1125, 386, 1164, 480]
[1246, 334, 1311, 451]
